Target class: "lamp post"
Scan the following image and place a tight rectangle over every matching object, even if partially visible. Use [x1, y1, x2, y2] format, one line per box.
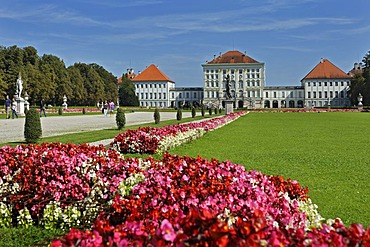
[357, 93, 363, 111]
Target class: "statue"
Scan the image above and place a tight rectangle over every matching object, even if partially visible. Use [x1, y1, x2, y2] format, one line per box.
[16, 73, 23, 99]
[225, 74, 232, 99]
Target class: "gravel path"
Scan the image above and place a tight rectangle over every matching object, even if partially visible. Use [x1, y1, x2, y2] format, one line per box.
[0, 111, 192, 144]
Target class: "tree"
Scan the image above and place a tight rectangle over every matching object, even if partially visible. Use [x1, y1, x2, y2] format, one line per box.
[24, 108, 42, 143]
[68, 66, 87, 105]
[154, 108, 160, 124]
[118, 74, 139, 106]
[90, 63, 118, 103]
[116, 108, 126, 130]
[349, 51, 370, 106]
[40, 54, 71, 106]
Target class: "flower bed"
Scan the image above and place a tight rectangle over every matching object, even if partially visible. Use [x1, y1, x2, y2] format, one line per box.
[110, 111, 247, 154]
[0, 143, 149, 229]
[50, 153, 369, 246]
[0, 143, 368, 245]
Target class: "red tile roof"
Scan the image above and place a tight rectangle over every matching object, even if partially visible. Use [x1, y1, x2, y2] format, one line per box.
[207, 50, 259, 64]
[302, 59, 351, 81]
[131, 64, 174, 82]
[117, 72, 136, 84]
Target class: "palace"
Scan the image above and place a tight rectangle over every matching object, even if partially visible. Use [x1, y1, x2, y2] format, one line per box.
[121, 50, 353, 109]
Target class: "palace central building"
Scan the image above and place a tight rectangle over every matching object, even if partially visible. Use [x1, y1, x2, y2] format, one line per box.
[202, 50, 265, 109]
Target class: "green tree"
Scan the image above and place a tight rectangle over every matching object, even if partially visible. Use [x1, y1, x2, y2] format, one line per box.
[68, 66, 87, 105]
[90, 63, 118, 103]
[154, 108, 160, 124]
[116, 108, 126, 130]
[40, 55, 71, 106]
[349, 51, 370, 106]
[24, 108, 42, 143]
[118, 74, 139, 106]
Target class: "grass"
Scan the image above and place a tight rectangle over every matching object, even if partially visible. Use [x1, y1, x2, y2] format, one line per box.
[1, 111, 369, 246]
[167, 112, 370, 227]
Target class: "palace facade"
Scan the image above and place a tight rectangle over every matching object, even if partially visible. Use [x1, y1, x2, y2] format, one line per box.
[121, 50, 353, 109]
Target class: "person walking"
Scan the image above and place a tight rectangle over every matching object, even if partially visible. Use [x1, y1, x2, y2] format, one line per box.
[103, 101, 108, 117]
[11, 98, 18, 119]
[40, 98, 47, 117]
[109, 100, 115, 116]
[4, 95, 11, 119]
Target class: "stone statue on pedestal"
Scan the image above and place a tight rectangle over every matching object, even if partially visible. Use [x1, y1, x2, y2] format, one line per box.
[16, 73, 23, 99]
[225, 74, 232, 99]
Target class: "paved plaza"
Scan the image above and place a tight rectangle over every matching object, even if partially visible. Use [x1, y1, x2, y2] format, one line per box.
[0, 111, 191, 144]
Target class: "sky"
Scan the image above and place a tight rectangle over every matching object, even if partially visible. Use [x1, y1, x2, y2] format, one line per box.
[1, 0, 369, 87]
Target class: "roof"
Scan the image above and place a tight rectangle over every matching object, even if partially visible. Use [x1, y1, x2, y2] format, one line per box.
[117, 73, 136, 84]
[131, 64, 174, 82]
[302, 59, 351, 81]
[206, 50, 259, 64]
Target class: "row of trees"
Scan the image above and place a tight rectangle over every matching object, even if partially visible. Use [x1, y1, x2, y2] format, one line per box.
[0, 45, 119, 106]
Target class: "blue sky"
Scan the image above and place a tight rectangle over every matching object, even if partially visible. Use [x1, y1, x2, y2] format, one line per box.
[1, 0, 369, 87]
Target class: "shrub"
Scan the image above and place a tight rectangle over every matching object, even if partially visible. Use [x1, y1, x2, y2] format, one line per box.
[24, 108, 42, 143]
[154, 108, 160, 124]
[209, 108, 213, 116]
[176, 108, 182, 121]
[116, 108, 126, 130]
[218, 108, 222, 114]
[191, 107, 196, 118]
[82, 108, 86, 114]
[201, 105, 205, 117]
[58, 107, 63, 115]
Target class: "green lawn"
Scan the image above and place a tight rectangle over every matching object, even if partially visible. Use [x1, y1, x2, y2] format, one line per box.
[167, 112, 370, 227]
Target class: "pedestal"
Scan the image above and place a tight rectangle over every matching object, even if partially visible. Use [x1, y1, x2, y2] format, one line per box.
[15, 96, 25, 116]
[225, 100, 234, 115]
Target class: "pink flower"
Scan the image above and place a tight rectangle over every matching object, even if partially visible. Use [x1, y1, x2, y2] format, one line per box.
[160, 219, 176, 242]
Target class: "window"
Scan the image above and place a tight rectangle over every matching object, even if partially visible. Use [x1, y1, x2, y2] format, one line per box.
[282, 92, 285, 98]
[141, 93, 144, 99]
[163, 93, 166, 99]
[186, 92, 189, 98]
[274, 92, 277, 98]
[313, 92, 316, 98]
[330, 91, 333, 98]
[330, 82, 333, 86]
[324, 82, 327, 86]
[150, 93, 152, 99]
[341, 81, 344, 86]
[324, 91, 328, 98]
[308, 82, 310, 86]
[239, 81, 243, 88]
[319, 82, 321, 86]
[172, 92, 175, 98]
[308, 92, 311, 98]
[159, 93, 161, 99]
[145, 93, 148, 99]
[194, 92, 197, 98]
[319, 92, 322, 98]
[154, 93, 157, 99]
[179, 93, 182, 98]
[313, 82, 316, 86]
[154, 84, 157, 88]
[265, 92, 269, 98]
[335, 82, 338, 86]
